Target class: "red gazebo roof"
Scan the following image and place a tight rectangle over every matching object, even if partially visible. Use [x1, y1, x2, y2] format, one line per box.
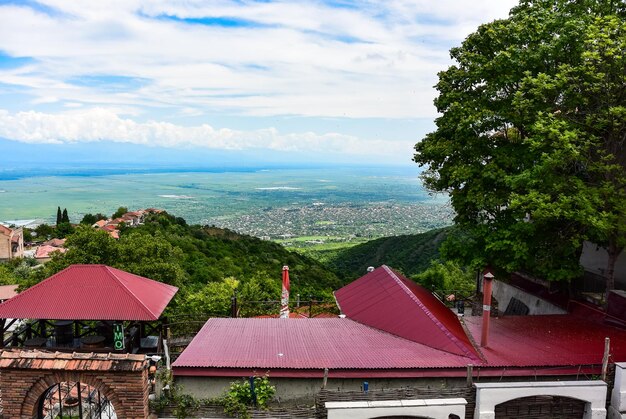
[0, 265, 178, 321]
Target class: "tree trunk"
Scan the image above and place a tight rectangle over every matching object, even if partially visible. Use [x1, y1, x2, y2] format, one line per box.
[605, 240, 622, 303]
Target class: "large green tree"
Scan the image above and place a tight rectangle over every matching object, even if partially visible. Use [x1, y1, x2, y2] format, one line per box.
[414, 0, 626, 290]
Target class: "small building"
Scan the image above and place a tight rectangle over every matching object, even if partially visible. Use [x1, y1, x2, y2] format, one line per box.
[34, 244, 67, 262]
[0, 224, 24, 260]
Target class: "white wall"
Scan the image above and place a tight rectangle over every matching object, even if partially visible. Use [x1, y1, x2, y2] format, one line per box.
[474, 381, 607, 419]
[326, 398, 466, 419]
[580, 241, 626, 288]
[610, 362, 626, 419]
[492, 280, 567, 315]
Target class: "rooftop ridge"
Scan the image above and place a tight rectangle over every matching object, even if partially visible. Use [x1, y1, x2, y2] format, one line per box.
[384, 266, 479, 359]
[103, 266, 158, 320]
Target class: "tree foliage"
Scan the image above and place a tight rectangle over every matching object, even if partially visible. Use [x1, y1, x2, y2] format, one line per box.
[414, 0, 626, 286]
[80, 213, 107, 225]
[322, 228, 449, 280]
[412, 260, 475, 296]
[112, 206, 128, 219]
[61, 208, 69, 223]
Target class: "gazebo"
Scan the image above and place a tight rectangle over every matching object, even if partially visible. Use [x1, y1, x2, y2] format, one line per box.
[0, 264, 178, 354]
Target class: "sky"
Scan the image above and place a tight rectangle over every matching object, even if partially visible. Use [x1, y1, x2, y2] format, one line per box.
[0, 0, 518, 166]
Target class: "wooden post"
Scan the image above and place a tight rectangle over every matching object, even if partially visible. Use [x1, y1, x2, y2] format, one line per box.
[231, 295, 238, 318]
[322, 368, 328, 389]
[466, 364, 473, 386]
[602, 337, 610, 381]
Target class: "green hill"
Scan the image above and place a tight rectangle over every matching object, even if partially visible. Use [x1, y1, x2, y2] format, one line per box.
[323, 227, 451, 280]
[22, 212, 343, 317]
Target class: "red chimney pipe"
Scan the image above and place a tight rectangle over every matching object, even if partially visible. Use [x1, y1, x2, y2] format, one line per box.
[481, 270, 495, 347]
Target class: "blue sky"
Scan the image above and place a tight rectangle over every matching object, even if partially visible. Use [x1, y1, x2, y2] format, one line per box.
[0, 0, 517, 165]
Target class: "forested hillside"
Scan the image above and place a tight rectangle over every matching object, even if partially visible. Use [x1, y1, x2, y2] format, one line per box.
[321, 227, 450, 280]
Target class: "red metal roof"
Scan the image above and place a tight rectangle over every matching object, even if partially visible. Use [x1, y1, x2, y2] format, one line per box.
[172, 318, 473, 373]
[464, 315, 626, 367]
[0, 264, 178, 321]
[174, 314, 626, 379]
[334, 265, 479, 359]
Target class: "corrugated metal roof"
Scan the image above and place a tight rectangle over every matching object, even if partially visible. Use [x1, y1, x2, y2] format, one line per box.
[0, 349, 146, 371]
[464, 315, 626, 367]
[172, 318, 473, 371]
[0, 264, 178, 321]
[334, 265, 479, 359]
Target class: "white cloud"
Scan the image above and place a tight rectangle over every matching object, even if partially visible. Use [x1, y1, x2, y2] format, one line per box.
[0, 0, 518, 119]
[0, 108, 414, 158]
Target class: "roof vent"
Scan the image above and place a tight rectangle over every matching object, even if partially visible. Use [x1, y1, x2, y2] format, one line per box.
[367, 266, 375, 272]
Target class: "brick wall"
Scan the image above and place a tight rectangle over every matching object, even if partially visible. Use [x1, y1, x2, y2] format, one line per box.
[0, 350, 148, 419]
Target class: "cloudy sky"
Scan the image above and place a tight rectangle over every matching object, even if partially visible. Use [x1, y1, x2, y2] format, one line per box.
[0, 0, 518, 165]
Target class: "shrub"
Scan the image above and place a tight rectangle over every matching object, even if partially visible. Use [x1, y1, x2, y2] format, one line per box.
[222, 375, 276, 418]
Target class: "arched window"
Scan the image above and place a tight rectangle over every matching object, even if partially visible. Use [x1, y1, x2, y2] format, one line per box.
[37, 381, 117, 419]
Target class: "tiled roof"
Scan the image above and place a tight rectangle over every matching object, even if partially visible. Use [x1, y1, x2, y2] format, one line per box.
[172, 318, 473, 373]
[0, 285, 18, 301]
[334, 265, 479, 359]
[35, 245, 67, 259]
[0, 224, 13, 236]
[93, 220, 107, 228]
[43, 238, 66, 247]
[0, 350, 146, 371]
[0, 264, 178, 321]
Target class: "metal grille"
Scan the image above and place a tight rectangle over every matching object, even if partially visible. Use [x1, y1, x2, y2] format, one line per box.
[38, 381, 116, 419]
[494, 395, 585, 419]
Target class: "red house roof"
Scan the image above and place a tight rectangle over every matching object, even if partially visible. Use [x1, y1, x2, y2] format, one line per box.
[0, 264, 178, 321]
[173, 318, 473, 377]
[334, 265, 479, 359]
[464, 315, 626, 368]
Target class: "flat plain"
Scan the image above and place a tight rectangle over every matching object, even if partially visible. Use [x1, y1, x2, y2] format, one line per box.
[0, 166, 452, 240]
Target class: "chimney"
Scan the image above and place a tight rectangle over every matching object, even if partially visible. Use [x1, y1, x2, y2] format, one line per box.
[280, 266, 290, 318]
[481, 269, 495, 347]
[367, 266, 375, 272]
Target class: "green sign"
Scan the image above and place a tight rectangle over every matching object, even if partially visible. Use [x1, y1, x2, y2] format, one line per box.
[113, 323, 125, 350]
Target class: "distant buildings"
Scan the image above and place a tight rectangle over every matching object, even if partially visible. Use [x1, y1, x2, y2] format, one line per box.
[0, 225, 23, 260]
[91, 208, 162, 239]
